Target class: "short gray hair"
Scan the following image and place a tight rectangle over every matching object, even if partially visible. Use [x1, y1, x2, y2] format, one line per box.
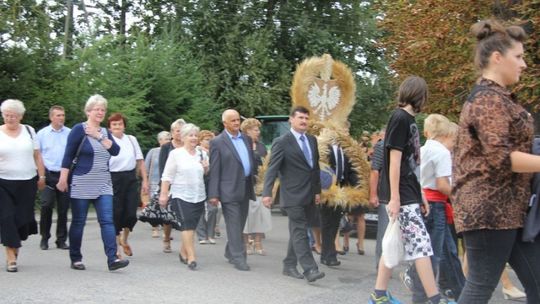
[84, 94, 108, 112]
[1, 99, 26, 116]
[157, 131, 171, 141]
[222, 109, 239, 122]
[180, 123, 200, 139]
[170, 118, 186, 131]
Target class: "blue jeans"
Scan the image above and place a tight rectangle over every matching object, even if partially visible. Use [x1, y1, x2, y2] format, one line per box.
[69, 195, 118, 265]
[439, 224, 465, 299]
[411, 202, 464, 303]
[459, 229, 540, 304]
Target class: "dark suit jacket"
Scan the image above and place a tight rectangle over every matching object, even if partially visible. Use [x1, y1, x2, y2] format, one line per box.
[208, 130, 256, 203]
[328, 145, 358, 187]
[262, 131, 321, 207]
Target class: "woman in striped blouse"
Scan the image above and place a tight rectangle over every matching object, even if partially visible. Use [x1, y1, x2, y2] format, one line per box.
[57, 95, 129, 272]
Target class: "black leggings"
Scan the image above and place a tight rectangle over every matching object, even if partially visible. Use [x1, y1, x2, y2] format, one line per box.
[458, 229, 540, 304]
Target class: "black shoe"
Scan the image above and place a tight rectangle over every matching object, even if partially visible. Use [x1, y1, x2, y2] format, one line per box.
[282, 267, 304, 279]
[56, 242, 69, 250]
[40, 239, 48, 250]
[179, 254, 188, 265]
[336, 250, 346, 255]
[108, 259, 129, 271]
[188, 261, 197, 270]
[320, 259, 341, 267]
[70, 262, 86, 270]
[233, 262, 250, 271]
[304, 268, 325, 282]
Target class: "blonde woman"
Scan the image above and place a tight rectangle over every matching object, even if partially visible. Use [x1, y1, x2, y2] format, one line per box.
[196, 130, 218, 244]
[57, 95, 129, 271]
[241, 118, 271, 255]
[160, 123, 209, 270]
[144, 131, 171, 238]
[158, 119, 186, 252]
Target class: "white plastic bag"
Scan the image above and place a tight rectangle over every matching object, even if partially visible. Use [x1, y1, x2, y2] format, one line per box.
[382, 215, 404, 268]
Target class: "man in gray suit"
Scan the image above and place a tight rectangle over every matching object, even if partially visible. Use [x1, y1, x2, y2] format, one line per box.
[208, 109, 256, 271]
[262, 106, 325, 283]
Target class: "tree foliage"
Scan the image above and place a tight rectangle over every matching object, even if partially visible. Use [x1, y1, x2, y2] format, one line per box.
[377, 0, 540, 121]
[1, 0, 394, 149]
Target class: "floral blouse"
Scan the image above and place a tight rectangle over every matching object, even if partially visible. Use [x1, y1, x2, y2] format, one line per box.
[452, 78, 534, 233]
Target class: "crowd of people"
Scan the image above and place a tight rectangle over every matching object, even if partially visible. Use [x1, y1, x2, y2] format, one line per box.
[0, 18, 539, 304]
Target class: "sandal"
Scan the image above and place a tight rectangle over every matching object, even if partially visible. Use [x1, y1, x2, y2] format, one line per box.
[246, 243, 254, 255]
[6, 261, 17, 273]
[254, 242, 266, 256]
[163, 239, 172, 253]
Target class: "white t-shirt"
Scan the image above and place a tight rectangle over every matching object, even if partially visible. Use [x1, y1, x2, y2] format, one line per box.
[109, 134, 144, 172]
[161, 147, 207, 203]
[0, 125, 39, 180]
[420, 139, 452, 190]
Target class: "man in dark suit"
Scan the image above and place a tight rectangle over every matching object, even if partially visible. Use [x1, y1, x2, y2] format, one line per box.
[319, 142, 358, 266]
[262, 106, 325, 283]
[208, 109, 256, 271]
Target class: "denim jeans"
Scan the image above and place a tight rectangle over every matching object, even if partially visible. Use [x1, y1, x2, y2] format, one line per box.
[458, 229, 540, 304]
[438, 225, 465, 299]
[69, 195, 118, 265]
[411, 202, 464, 303]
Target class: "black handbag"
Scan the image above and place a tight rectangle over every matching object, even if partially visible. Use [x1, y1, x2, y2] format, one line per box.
[523, 137, 540, 242]
[138, 193, 182, 230]
[68, 135, 87, 182]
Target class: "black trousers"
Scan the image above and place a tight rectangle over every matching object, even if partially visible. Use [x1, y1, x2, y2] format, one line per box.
[458, 229, 540, 304]
[283, 204, 318, 272]
[39, 170, 69, 243]
[110, 170, 139, 234]
[320, 204, 342, 261]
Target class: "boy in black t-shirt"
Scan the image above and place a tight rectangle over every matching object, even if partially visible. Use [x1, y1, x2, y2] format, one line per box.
[369, 76, 454, 304]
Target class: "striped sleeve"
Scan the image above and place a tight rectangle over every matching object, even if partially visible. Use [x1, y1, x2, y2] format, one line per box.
[371, 140, 384, 171]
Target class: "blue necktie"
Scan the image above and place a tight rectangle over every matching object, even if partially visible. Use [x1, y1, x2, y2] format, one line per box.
[300, 135, 312, 168]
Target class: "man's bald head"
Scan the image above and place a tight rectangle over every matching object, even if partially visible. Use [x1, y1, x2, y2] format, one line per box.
[222, 109, 241, 135]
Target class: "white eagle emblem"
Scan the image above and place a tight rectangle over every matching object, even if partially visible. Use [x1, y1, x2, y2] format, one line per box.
[307, 81, 341, 120]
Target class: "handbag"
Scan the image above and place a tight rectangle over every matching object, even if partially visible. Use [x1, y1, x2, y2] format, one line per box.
[523, 137, 540, 242]
[68, 135, 87, 184]
[523, 194, 540, 242]
[138, 192, 181, 230]
[382, 209, 404, 268]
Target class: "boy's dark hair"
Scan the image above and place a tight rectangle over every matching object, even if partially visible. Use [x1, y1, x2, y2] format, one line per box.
[397, 76, 428, 113]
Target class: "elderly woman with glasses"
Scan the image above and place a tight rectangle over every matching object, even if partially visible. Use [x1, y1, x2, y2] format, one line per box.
[0, 99, 46, 272]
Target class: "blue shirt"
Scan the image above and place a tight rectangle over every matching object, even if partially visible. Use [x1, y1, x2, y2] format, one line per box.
[290, 128, 312, 167]
[37, 124, 71, 172]
[225, 130, 251, 177]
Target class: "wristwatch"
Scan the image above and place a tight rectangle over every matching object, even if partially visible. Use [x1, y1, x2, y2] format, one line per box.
[97, 134, 105, 142]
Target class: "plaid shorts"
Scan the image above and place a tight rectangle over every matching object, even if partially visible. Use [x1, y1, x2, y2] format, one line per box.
[399, 204, 433, 261]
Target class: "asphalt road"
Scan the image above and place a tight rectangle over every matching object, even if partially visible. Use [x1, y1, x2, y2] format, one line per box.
[0, 212, 521, 304]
